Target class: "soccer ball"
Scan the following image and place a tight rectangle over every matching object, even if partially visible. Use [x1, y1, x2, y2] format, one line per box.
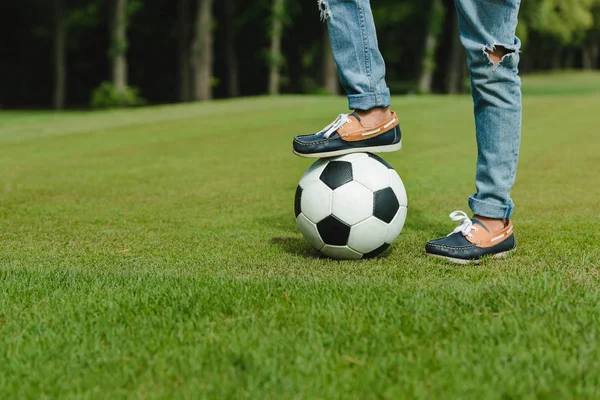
[294, 153, 407, 260]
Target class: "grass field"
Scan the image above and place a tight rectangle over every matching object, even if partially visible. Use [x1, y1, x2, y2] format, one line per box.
[1, 72, 600, 399]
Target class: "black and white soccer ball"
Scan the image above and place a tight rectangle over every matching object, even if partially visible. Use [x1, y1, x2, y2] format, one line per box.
[295, 153, 407, 260]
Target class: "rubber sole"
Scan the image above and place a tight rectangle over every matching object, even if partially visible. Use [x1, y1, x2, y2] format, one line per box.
[425, 249, 515, 265]
[293, 141, 402, 159]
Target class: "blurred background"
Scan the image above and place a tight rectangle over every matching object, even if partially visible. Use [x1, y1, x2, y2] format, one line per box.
[1, 0, 599, 109]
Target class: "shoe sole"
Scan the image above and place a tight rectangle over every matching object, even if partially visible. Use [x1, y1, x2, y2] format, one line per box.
[425, 249, 515, 265]
[293, 141, 402, 159]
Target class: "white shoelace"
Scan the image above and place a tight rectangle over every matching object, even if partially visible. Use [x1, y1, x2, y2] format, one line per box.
[322, 114, 352, 138]
[447, 210, 479, 239]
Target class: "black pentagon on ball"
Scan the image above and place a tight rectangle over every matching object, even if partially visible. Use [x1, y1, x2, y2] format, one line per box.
[368, 153, 394, 169]
[317, 216, 351, 246]
[294, 185, 303, 217]
[362, 243, 391, 259]
[373, 187, 400, 223]
[320, 161, 353, 190]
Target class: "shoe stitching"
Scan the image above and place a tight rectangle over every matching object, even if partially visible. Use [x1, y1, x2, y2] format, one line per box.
[293, 137, 337, 146]
[427, 243, 476, 250]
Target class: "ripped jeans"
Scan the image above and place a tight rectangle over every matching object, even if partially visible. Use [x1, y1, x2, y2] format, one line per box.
[321, 0, 522, 220]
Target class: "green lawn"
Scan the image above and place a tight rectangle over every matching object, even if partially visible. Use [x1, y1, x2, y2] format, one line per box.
[1, 73, 600, 399]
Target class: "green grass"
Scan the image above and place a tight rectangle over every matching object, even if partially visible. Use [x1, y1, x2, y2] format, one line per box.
[521, 70, 600, 96]
[1, 73, 600, 399]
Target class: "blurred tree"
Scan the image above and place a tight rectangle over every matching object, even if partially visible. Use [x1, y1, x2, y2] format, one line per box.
[3, 0, 600, 109]
[192, 0, 214, 101]
[53, 0, 67, 109]
[268, 0, 285, 95]
[519, 0, 598, 69]
[224, 0, 240, 97]
[443, 2, 466, 94]
[372, 1, 419, 92]
[51, 0, 102, 109]
[178, 0, 192, 101]
[536, 0, 595, 44]
[583, 2, 600, 69]
[110, 0, 128, 93]
[418, 0, 445, 93]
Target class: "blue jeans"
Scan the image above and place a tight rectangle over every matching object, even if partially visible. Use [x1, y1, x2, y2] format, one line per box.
[322, 0, 522, 219]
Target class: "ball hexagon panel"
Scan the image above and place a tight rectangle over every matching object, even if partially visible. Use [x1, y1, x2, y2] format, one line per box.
[320, 161, 353, 190]
[321, 245, 362, 260]
[347, 216, 389, 254]
[390, 170, 408, 207]
[373, 187, 400, 224]
[294, 186, 302, 218]
[299, 159, 329, 189]
[296, 213, 325, 251]
[351, 157, 391, 192]
[300, 180, 333, 223]
[317, 216, 351, 246]
[331, 181, 374, 226]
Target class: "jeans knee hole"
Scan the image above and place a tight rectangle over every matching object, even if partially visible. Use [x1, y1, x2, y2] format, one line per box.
[484, 45, 518, 70]
[317, 0, 331, 21]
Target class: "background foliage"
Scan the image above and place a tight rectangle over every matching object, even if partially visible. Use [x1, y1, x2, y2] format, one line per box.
[1, 0, 599, 108]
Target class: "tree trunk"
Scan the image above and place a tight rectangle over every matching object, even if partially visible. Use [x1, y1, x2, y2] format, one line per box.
[192, 0, 213, 101]
[417, 0, 444, 94]
[564, 48, 575, 70]
[53, 0, 66, 109]
[178, 0, 191, 101]
[583, 47, 593, 70]
[268, 0, 284, 95]
[551, 48, 562, 70]
[445, 6, 465, 94]
[583, 43, 600, 70]
[111, 0, 128, 92]
[224, 0, 239, 98]
[322, 26, 339, 95]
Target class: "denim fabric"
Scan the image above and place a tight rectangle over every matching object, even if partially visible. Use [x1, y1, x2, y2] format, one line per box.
[322, 0, 522, 219]
[320, 0, 391, 110]
[456, 0, 522, 219]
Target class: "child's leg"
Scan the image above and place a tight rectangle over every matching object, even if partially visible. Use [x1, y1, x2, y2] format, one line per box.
[292, 1, 401, 159]
[456, 0, 523, 221]
[320, 0, 391, 111]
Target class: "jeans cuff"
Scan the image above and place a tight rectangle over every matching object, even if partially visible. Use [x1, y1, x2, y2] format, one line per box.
[347, 88, 391, 110]
[469, 195, 514, 219]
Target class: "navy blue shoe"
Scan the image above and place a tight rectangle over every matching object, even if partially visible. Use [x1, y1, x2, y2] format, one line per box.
[293, 112, 402, 158]
[425, 211, 516, 264]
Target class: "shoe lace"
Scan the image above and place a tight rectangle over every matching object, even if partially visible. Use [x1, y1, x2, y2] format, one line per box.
[447, 210, 479, 239]
[323, 113, 352, 138]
